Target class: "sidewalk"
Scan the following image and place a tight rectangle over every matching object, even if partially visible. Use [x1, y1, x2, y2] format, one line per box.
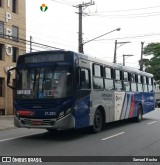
[0, 115, 16, 131]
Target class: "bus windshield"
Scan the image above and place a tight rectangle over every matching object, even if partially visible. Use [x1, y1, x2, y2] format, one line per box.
[16, 66, 73, 99]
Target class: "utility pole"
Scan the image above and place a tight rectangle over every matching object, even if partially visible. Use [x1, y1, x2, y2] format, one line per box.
[113, 40, 131, 63]
[30, 36, 32, 52]
[113, 40, 117, 63]
[78, 4, 83, 53]
[140, 41, 144, 71]
[123, 54, 134, 66]
[75, 1, 95, 53]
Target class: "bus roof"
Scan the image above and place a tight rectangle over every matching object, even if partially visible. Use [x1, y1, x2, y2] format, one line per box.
[20, 50, 153, 78]
[74, 51, 153, 78]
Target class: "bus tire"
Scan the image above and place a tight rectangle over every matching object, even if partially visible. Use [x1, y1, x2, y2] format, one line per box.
[134, 105, 143, 122]
[91, 109, 102, 133]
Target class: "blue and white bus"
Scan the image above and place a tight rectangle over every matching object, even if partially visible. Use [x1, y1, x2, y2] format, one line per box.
[7, 50, 155, 133]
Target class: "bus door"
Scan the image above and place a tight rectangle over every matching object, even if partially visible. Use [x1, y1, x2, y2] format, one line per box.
[75, 58, 91, 128]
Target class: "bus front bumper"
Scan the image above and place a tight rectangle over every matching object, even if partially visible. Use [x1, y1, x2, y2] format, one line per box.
[14, 113, 75, 130]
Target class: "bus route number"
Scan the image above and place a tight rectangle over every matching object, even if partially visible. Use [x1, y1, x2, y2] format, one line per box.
[45, 112, 56, 116]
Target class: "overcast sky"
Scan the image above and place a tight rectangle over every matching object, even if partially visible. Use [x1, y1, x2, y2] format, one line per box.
[26, 0, 160, 68]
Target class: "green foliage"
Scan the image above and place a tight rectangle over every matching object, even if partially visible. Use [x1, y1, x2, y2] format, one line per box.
[143, 43, 160, 82]
[44, 6, 48, 12]
[40, 6, 43, 11]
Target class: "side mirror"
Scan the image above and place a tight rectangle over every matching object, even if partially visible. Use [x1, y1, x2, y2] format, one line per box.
[7, 67, 16, 90]
[7, 71, 11, 85]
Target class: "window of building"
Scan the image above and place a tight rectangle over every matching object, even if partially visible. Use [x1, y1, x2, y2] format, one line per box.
[0, 0, 3, 7]
[0, 44, 5, 61]
[0, 78, 5, 97]
[104, 67, 114, 90]
[12, 0, 17, 13]
[0, 21, 4, 38]
[12, 47, 19, 62]
[12, 26, 19, 42]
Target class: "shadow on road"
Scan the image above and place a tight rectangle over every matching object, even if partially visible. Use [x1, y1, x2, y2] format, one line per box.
[17, 117, 152, 142]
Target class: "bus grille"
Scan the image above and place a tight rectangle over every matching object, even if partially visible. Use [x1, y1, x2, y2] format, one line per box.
[20, 118, 56, 126]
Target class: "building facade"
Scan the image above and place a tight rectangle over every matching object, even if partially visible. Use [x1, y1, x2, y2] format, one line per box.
[0, 0, 26, 115]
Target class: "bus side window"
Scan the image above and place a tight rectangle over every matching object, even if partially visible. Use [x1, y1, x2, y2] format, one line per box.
[104, 67, 114, 90]
[114, 69, 122, 91]
[123, 71, 130, 91]
[131, 73, 137, 92]
[93, 64, 104, 90]
[148, 77, 153, 92]
[76, 68, 90, 89]
[137, 75, 143, 92]
[81, 68, 90, 89]
[143, 76, 148, 92]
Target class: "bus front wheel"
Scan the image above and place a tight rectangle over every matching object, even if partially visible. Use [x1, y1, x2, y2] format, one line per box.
[91, 109, 102, 133]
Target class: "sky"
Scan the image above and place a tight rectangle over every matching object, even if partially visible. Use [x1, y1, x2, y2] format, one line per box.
[26, 0, 160, 68]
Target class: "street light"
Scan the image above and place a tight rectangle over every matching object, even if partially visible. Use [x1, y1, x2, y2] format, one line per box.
[123, 54, 134, 66]
[80, 27, 121, 53]
[113, 40, 131, 63]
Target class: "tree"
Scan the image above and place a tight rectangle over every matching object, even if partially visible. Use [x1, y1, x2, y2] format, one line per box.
[143, 43, 160, 83]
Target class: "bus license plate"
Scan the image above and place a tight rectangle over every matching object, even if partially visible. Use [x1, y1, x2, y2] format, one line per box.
[31, 120, 42, 125]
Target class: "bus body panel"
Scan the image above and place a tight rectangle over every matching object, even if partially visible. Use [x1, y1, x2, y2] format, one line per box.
[75, 95, 90, 128]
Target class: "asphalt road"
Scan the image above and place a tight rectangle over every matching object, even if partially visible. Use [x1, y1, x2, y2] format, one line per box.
[0, 108, 160, 165]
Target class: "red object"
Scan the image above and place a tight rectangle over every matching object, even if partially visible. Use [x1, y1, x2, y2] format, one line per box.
[18, 110, 32, 116]
[31, 120, 42, 125]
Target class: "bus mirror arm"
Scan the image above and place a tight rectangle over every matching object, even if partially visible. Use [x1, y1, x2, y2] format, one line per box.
[7, 67, 16, 90]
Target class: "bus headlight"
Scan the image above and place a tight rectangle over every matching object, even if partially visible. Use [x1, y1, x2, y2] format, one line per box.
[66, 108, 72, 115]
[58, 108, 73, 120]
[59, 111, 65, 119]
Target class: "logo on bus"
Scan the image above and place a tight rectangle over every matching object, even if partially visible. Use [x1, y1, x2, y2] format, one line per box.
[116, 96, 122, 101]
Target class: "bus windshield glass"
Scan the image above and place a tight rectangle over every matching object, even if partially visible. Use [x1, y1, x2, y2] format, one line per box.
[16, 66, 73, 99]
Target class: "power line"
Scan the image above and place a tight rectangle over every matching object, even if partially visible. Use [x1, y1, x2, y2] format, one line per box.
[50, 0, 77, 6]
[93, 5, 160, 13]
[93, 33, 160, 42]
[92, 11, 160, 18]
[0, 34, 64, 51]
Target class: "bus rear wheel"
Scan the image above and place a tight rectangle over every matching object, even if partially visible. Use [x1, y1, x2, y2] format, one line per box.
[91, 109, 102, 133]
[134, 105, 143, 122]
